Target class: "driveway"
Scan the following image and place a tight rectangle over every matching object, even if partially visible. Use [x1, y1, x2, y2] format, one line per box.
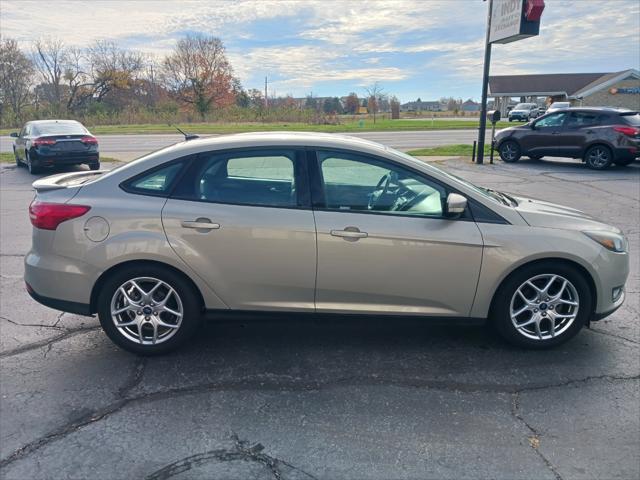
[0, 158, 638, 480]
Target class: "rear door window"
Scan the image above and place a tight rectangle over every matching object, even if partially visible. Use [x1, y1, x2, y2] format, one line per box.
[173, 149, 303, 208]
[567, 112, 600, 128]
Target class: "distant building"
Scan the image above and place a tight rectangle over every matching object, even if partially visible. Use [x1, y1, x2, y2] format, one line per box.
[400, 100, 443, 112]
[461, 100, 480, 112]
[489, 69, 639, 116]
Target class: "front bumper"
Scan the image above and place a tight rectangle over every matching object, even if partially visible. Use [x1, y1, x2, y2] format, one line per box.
[591, 248, 629, 318]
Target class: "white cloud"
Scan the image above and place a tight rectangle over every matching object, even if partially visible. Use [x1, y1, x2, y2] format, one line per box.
[1, 0, 638, 99]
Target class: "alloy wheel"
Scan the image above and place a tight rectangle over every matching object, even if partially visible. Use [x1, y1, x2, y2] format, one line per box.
[500, 142, 519, 162]
[587, 147, 610, 169]
[509, 274, 580, 341]
[110, 277, 183, 345]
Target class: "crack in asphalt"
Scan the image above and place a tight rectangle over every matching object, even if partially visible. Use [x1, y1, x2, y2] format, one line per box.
[0, 315, 65, 331]
[1, 372, 637, 472]
[0, 356, 146, 470]
[511, 393, 564, 480]
[145, 433, 318, 480]
[588, 327, 640, 345]
[0, 325, 100, 359]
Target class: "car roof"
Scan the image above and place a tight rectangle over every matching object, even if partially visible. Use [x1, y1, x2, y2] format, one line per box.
[545, 106, 637, 114]
[165, 131, 392, 157]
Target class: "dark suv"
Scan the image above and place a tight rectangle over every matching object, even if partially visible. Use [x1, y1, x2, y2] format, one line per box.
[494, 107, 640, 170]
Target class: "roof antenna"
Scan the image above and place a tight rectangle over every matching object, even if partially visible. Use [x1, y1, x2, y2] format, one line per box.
[174, 125, 199, 141]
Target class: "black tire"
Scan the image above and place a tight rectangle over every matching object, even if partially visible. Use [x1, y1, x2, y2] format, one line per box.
[14, 148, 21, 167]
[508, 118, 513, 122]
[613, 158, 634, 167]
[26, 152, 40, 175]
[499, 140, 521, 163]
[89, 161, 100, 171]
[529, 155, 543, 160]
[491, 262, 592, 349]
[584, 145, 612, 170]
[97, 264, 203, 355]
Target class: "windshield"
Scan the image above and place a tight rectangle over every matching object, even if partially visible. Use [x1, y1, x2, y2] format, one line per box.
[32, 122, 88, 136]
[514, 103, 532, 110]
[391, 148, 512, 205]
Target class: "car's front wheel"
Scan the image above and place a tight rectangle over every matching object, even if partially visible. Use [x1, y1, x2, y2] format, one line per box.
[499, 140, 521, 163]
[584, 145, 612, 170]
[97, 264, 202, 355]
[491, 262, 591, 348]
[14, 148, 21, 167]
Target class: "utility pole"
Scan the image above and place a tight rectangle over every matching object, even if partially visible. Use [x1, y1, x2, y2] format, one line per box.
[476, 0, 493, 165]
[264, 76, 268, 110]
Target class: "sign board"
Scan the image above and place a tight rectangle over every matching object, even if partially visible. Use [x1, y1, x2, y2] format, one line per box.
[490, 0, 544, 44]
[610, 87, 640, 95]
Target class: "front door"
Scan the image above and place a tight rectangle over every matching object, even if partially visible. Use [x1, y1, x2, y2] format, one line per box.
[311, 150, 483, 317]
[162, 148, 317, 311]
[523, 112, 569, 156]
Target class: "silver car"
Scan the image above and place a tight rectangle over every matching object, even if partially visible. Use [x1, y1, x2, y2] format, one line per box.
[25, 133, 629, 354]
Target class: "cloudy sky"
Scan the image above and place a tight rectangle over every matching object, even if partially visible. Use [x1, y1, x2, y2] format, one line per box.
[1, 0, 638, 101]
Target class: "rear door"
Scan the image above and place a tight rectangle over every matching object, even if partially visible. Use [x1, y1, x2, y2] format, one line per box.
[161, 148, 317, 312]
[310, 149, 483, 317]
[562, 111, 603, 157]
[522, 112, 569, 156]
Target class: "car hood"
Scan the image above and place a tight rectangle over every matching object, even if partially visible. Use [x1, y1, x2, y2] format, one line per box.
[512, 195, 621, 233]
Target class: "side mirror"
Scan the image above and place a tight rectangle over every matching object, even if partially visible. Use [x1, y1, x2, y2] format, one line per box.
[446, 193, 467, 217]
[10, 132, 18, 138]
[530, 123, 536, 130]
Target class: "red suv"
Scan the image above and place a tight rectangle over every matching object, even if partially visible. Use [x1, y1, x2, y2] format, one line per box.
[494, 107, 640, 170]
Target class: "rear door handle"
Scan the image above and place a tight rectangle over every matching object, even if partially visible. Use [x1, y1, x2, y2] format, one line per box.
[330, 227, 368, 239]
[181, 219, 220, 230]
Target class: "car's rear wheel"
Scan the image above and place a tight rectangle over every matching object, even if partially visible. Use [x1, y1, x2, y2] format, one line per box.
[491, 262, 591, 348]
[89, 161, 100, 171]
[26, 152, 40, 175]
[584, 145, 612, 170]
[499, 140, 521, 163]
[97, 264, 202, 355]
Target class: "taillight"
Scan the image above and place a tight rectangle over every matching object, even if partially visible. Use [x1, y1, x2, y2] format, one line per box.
[32, 137, 56, 147]
[81, 136, 98, 145]
[29, 201, 91, 230]
[613, 125, 640, 136]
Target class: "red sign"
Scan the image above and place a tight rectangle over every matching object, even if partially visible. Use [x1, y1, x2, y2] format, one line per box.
[525, 0, 545, 22]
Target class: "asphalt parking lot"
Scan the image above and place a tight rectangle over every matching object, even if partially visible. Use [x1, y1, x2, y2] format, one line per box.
[0, 156, 638, 480]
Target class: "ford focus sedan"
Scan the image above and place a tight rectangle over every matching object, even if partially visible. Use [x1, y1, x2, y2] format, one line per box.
[24, 133, 629, 354]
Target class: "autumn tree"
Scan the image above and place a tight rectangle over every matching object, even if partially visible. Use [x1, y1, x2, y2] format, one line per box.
[344, 92, 359, 114]
[162, 35, 237, 120]
[0, 38, 34, 123]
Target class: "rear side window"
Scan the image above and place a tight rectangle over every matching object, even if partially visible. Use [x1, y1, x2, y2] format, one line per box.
[173, 149, 300, 208]
[122, 160, 188, 196]
[620, 113, 640, 126]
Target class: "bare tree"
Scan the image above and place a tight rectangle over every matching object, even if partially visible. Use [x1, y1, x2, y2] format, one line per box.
[364, 82, 384, 123]
[161, 35, 236, 120]
[0, 38, 34, 123]
[32, 38, 67, 113]
[88, 40, 145, 103]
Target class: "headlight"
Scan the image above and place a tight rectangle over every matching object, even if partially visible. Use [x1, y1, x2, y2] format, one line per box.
[583, 230, 627, 253]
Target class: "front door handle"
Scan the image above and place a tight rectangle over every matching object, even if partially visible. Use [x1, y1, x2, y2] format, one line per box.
[330, 227, 368, 239]
[181, 218, 220, 230]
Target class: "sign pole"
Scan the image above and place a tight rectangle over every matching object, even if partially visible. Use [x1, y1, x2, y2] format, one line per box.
[477, 0, 493, 165]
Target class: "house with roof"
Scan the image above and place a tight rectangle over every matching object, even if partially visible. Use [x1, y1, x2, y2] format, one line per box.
[488, 69, 639, 115]
[400, 100, 444, 112]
